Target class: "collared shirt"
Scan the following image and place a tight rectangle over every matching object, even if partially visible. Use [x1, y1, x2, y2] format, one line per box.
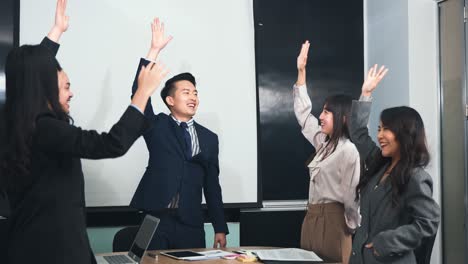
[170, 115, 201, 157]
[293, 84, 361, 230]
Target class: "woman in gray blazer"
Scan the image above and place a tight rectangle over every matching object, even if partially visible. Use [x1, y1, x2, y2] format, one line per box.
[348, 65, 440, 264]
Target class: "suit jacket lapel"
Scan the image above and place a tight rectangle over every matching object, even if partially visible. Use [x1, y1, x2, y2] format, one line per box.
[193, 122, 208, 160]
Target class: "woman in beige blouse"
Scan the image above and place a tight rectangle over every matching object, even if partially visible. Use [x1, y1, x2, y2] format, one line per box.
[293, 41, 364, 263]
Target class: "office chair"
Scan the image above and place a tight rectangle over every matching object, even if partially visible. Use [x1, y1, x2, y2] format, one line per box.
[112, 226, 139, 252]
[415, 234, 437, 264]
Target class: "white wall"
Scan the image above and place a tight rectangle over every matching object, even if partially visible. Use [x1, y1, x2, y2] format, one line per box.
[365, 0, 441, 263]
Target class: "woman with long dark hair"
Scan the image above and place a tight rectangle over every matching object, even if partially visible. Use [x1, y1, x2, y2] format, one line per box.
[349, 65, 440, 264]
[0, 1, 168, 263]
[293, 41, 365, 263]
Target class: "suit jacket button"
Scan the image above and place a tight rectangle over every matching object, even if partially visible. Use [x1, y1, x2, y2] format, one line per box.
[352, 251, 355, 256]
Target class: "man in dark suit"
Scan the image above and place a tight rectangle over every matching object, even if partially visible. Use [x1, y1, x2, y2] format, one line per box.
[130, 18, 228, 249]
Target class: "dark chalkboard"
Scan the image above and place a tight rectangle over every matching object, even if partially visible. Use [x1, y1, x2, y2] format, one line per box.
[0, 0, 18, 104]
[254, 0, 363, 200]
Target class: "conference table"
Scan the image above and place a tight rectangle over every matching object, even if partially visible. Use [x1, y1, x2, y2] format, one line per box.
[97, 247, 341, 264]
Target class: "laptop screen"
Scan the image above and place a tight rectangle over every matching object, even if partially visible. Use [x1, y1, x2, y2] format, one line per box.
[127, 215, 160, 261]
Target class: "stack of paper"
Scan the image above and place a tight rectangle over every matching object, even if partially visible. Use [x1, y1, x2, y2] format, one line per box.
[254, 248, 323, 262]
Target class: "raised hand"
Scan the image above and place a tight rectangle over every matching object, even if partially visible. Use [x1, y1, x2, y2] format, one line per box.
[361, 64, 388, 97]
[132, 62, 170, 112]
[295, 40, 310, 86]
[47, 0, 70, 43]
[151, 18, 172, 51]
[297, 40, 310, 71]
[54, 0, 69, 33]
[146, 18, 173, 61]
[138, 62, 170, 96]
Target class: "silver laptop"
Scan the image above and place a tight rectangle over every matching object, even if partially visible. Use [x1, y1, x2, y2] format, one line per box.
[96, 215, 160, 264]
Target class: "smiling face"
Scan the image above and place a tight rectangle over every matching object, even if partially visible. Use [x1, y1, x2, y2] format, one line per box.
[166, 80, 199, 121]
[58, 70, 73, 113]
[319, 107, 334, 136]
[378, 121, 401, 159]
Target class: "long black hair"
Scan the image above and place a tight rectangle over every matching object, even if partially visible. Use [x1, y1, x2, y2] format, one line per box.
[357, 106, 430, 205]
[317, 94, 352, 160]
[1, 45, 70, 191]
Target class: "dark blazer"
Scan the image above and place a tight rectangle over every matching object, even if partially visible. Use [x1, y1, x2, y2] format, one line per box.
[348, 100, 440, 264]
[4, 38, 149, 264]
[130, 59, 228, 234]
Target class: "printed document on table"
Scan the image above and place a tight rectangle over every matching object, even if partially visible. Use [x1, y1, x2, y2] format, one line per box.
[184, 250, 233, 261]
[255, 248, 322, 261]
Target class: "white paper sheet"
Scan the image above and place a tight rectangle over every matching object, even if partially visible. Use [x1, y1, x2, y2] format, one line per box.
[255, 248, 323, 261]
[184, 250, 234, 261]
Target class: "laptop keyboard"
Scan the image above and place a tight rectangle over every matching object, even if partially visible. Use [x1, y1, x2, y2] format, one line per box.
[103, 255, 134, 264]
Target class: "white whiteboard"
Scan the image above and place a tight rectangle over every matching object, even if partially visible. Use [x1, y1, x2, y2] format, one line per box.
[20, 0, 258, 206]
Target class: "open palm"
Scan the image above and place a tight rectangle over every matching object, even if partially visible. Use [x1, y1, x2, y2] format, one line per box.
[150, 18, 173, 51]
[297, 40, 310, 71]
[138, 62, 170, 96]
[54, 0, 69, 33]
[362, 64, 388, 96]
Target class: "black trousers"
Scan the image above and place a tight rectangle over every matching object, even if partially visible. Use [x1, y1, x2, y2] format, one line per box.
[148, 211, 205, 250]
